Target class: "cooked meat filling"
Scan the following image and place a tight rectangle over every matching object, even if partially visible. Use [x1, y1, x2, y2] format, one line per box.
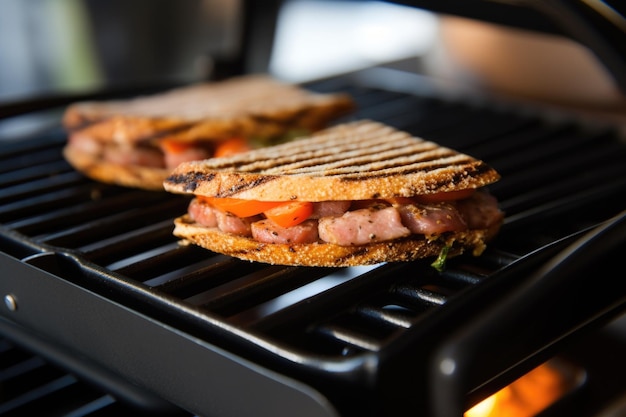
[187, 190, 503, 246]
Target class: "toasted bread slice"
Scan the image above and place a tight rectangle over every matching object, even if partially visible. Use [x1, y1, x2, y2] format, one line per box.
[63, 75, 355, 142]
[164, 120, 500, 201]
[63, 75, 354, 190]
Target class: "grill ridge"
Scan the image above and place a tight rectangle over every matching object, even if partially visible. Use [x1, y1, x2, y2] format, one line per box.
[1, 73, 625, 417]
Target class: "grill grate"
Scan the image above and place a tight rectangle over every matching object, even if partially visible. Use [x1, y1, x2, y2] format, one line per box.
[1, 69, 625, 416]
[0, 337, 191, 416]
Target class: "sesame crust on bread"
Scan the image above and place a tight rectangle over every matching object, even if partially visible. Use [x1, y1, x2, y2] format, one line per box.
[172, 214, 491, 267]
[163, 120, 501, 201]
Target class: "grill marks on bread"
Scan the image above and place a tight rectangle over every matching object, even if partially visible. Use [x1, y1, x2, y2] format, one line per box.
[182, 123, 442, 172]
[164, 120, 500, 201]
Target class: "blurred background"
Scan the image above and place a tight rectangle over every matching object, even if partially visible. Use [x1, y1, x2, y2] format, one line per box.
[1, 0, 624, 137]
[0, 0, 437, 102]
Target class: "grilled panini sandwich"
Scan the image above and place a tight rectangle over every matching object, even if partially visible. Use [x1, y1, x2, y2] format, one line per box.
[163, 120, 504, 267]
[62, 75, 354, 190]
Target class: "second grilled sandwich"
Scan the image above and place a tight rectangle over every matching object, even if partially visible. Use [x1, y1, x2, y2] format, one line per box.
[63, 75, 354, 190]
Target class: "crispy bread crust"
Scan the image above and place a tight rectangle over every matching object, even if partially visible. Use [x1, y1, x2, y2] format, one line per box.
[172, 214, 492, 267]
[63, 146, 168, 190]
[63, 75, 355, 144]
[164, 120, 501, 201]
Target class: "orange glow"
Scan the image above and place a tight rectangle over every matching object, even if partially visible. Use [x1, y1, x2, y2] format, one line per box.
[465, 361, 571, 417]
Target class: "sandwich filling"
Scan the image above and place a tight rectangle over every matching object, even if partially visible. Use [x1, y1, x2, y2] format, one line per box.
[185, 188, 503, 248]
[66, 129, 308, 171]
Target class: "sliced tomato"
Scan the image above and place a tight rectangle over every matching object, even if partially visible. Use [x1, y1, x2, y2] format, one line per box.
[201, 197, 282, 217]
[413, 189, 476, 204]
[161, 137, 251, 158]
[214, 137, 252, 158]
[264, 201, 314, 228]
[160, 139, 193, 154]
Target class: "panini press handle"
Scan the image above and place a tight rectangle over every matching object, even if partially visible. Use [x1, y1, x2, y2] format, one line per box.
[430, 210, 626, 417]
